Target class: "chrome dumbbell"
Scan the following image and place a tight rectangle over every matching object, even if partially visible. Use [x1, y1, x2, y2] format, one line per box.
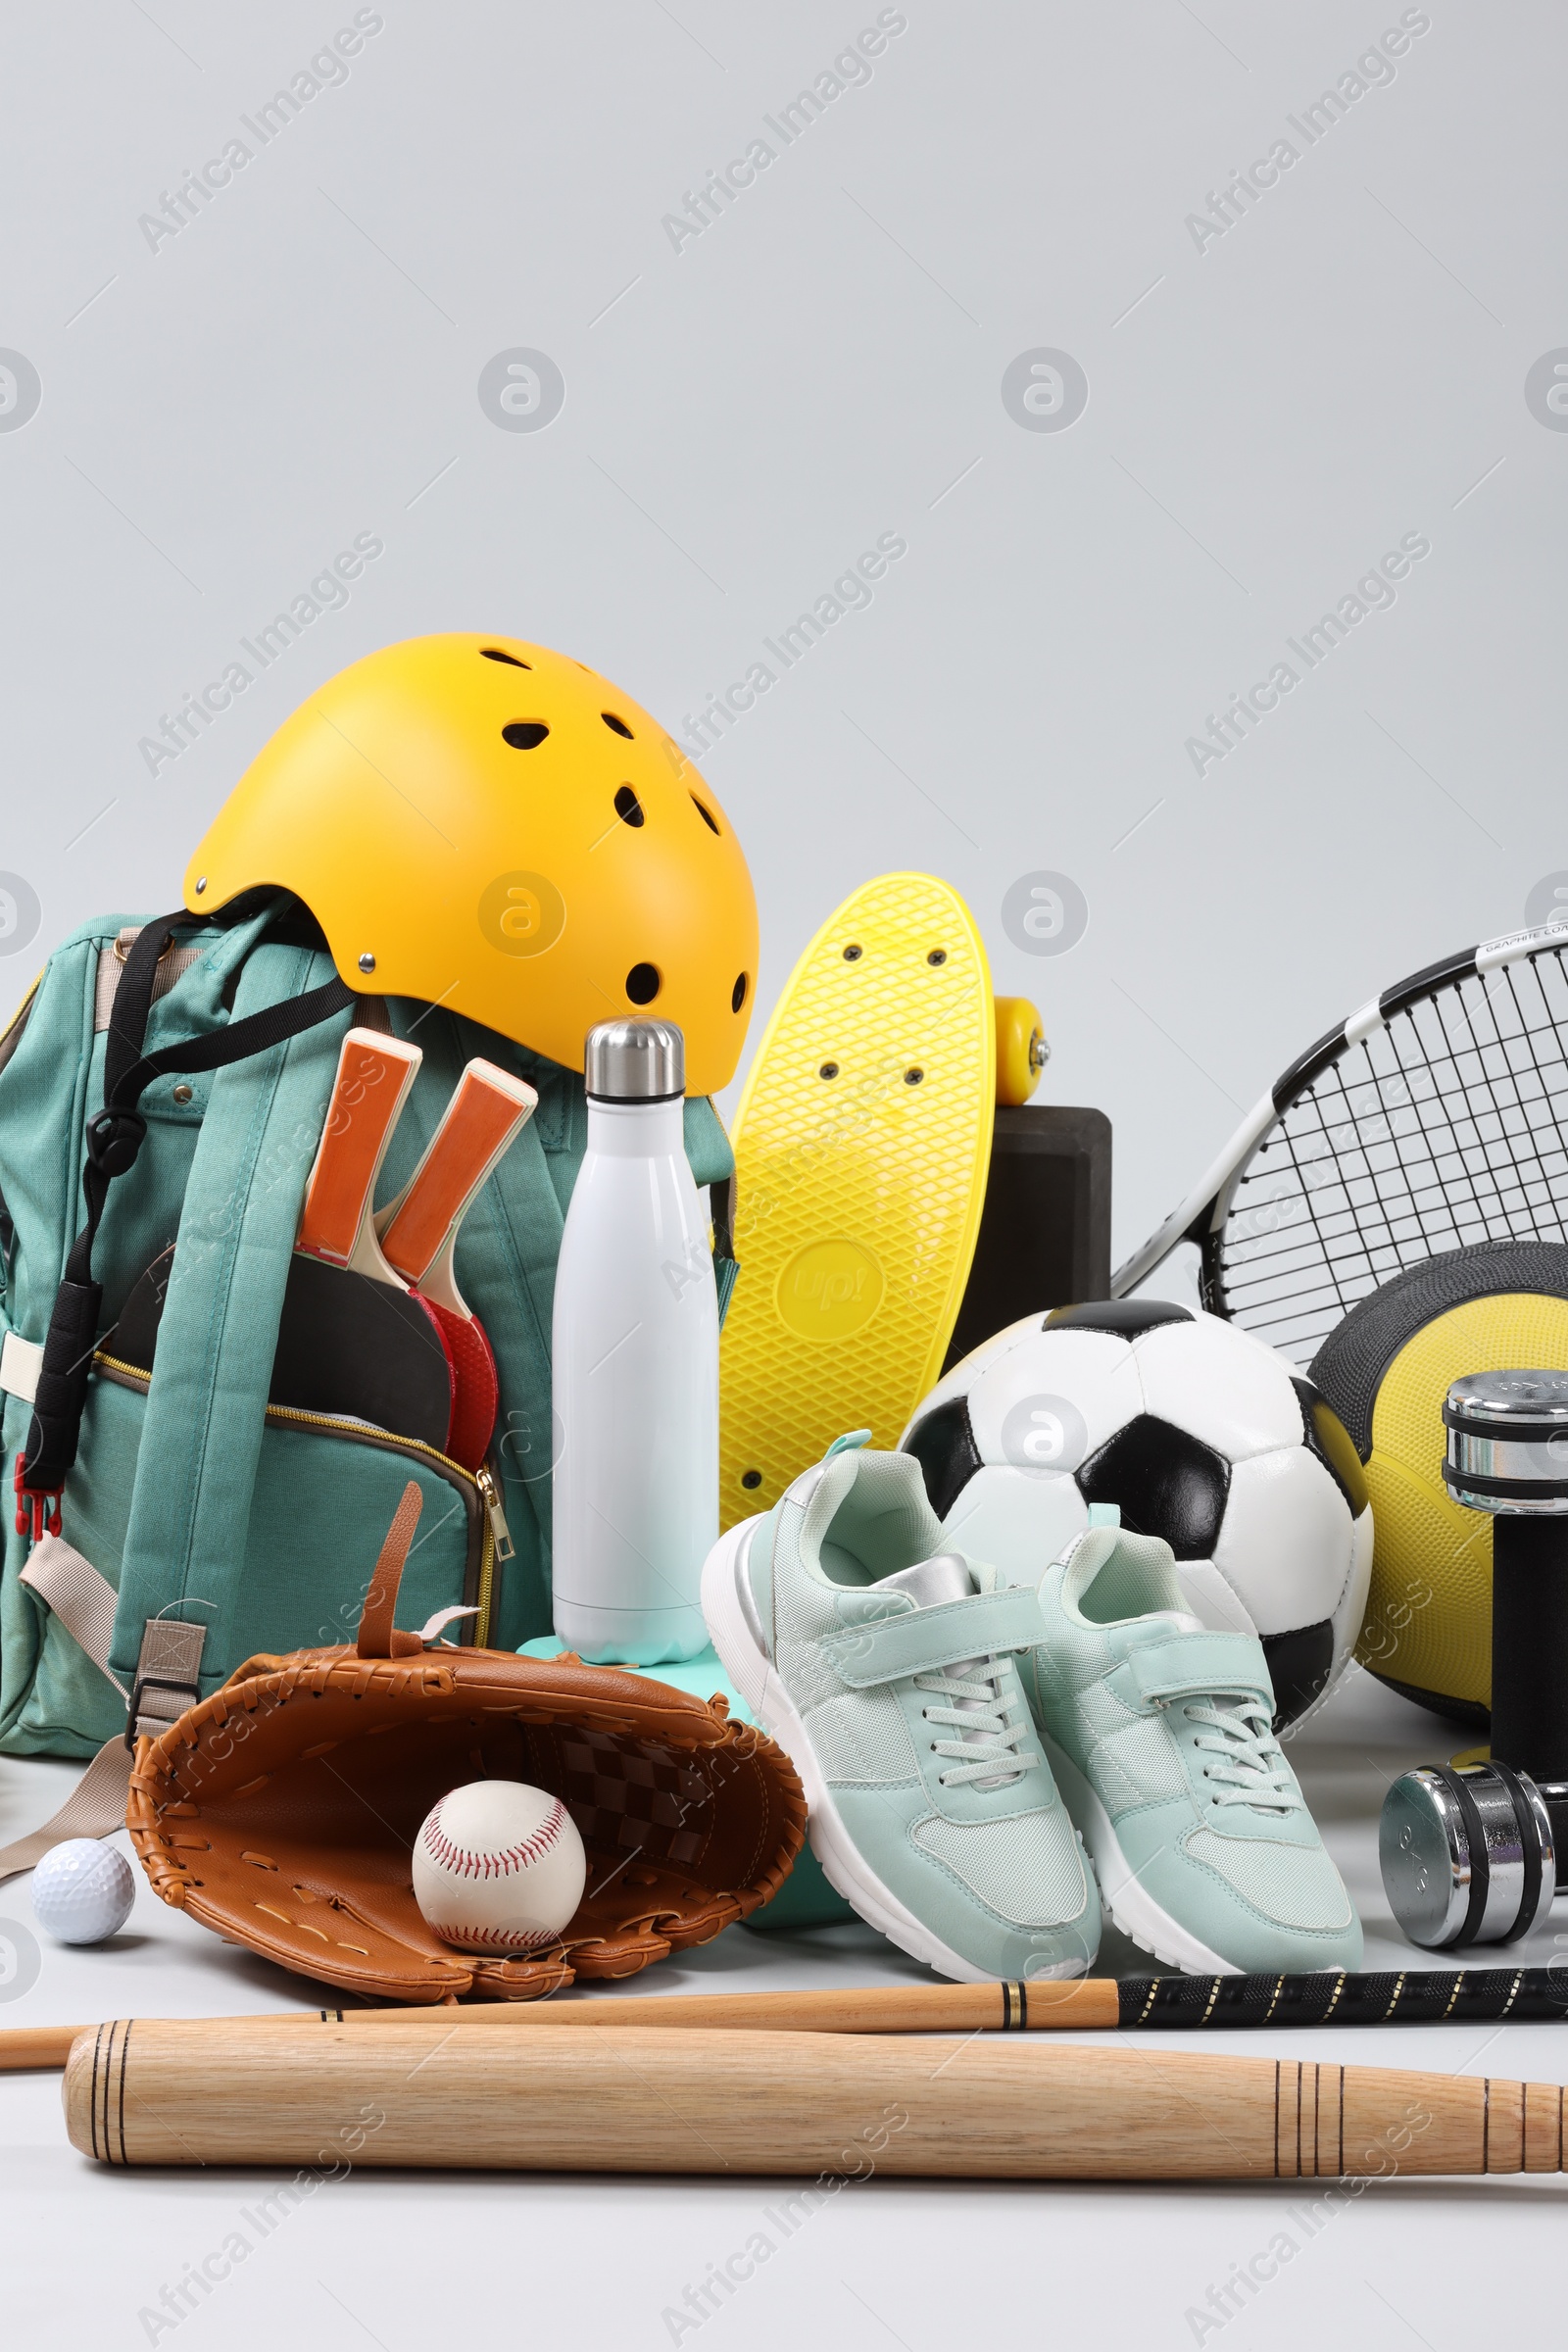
[1380, 1370, 1568, 1950]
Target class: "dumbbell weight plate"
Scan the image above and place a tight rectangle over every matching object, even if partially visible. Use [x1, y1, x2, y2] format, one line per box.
[1379, 1761, 1555, 1949]
[1444, 1367, 1568, 1512]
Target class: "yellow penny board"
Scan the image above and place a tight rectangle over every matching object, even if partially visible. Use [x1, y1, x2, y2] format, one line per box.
[719, 872, 995, 1530]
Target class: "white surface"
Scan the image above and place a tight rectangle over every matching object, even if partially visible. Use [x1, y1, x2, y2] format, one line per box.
[3, 1667, 1564, 2350]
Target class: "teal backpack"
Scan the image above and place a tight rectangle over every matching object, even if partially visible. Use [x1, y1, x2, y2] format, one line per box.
[0, 899, 735, 1787]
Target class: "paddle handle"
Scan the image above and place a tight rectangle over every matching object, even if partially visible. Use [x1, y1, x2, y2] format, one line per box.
[295, 1029, 420, 1275]
[377, 1059, 536, 1312]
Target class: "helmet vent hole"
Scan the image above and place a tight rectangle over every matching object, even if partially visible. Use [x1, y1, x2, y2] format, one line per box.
[602, 711, 634, 739]
[502, 721, 550, 750]
[732, 972, 748, 1013]
[481, 648, 531, 669]
[691, 795, 721, 835]
[625, 962, 662, 1005]
[613, 785, 646, 829]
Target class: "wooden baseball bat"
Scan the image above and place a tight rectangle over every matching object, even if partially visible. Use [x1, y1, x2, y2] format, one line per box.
[14, 1964, 1568, 2073]
[64, 2017, 1568, 2178]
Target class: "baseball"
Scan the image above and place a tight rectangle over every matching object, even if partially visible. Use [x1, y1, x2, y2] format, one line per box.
[32, 1839, 135, 1945]
[412, 1780, 586, 1952]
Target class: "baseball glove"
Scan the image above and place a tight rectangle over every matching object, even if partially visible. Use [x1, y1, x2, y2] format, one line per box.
[127, 1483, 806, 2002]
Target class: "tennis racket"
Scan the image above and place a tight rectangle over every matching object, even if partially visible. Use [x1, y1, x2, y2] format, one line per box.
[1111, 919, 1568, 1365]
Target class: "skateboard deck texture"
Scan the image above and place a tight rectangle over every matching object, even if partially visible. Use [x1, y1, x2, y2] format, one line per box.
[719, 873, 994, 1528]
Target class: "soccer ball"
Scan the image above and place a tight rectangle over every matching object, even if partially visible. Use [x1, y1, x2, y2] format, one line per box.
[899, 1299, 1373, 1728]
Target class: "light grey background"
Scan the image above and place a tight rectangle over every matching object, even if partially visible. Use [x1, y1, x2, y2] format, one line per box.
[3, 1, 1566, 2340]
[6, 0, 1566, 1277]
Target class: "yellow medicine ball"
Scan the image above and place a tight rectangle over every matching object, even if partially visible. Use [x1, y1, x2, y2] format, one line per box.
[1310, 1243, 1568, 1727]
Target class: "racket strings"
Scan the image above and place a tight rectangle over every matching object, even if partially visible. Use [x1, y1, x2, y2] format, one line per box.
[1214, 948, 1568, 1360]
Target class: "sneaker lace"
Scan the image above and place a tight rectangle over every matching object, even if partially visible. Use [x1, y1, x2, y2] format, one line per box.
[914, 1660, 1041, 1788]
[1185, 1695, 1298, 1814]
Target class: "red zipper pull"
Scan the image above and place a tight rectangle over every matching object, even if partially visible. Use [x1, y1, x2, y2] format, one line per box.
[14, 1452, 62, 1546]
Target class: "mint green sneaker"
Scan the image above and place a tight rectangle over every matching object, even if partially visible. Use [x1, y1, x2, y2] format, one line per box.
[1022, 1514, 1361, 1975]
[701, 1439, 1101, 1982]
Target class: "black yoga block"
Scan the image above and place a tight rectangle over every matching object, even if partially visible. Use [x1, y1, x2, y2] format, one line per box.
[944, 1103, 1112, 1371]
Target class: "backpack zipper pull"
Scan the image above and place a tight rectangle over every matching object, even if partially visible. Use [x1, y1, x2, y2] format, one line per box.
[476, 1463, 514, 1562]
[13, 1453, 62, 1546]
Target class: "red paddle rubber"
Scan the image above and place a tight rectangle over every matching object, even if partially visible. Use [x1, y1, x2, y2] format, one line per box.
[422, 1301, 499, 1472]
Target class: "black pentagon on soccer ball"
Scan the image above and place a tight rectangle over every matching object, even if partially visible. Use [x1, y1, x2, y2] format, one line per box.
[1044, 1299, 1194, 1339]
[1076, 1414, 1229, 1559]
[1260, 1621, 1334, 1731]
[1290, 1376, 1370, 1519]
[903, 1396, 982, 1520]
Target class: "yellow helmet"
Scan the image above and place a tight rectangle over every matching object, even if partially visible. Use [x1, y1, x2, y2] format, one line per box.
[184, 634, 759, 1095]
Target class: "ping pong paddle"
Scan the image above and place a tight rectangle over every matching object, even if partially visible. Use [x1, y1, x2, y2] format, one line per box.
[374, 1060, 537, 1472]
[377, 1060, 538, 1316]
[113, 1032, 455, 1457]
[274, 1027, 465, 1454]
[110, 1040, 534, 1476]
[293, 1028, 423, 1275]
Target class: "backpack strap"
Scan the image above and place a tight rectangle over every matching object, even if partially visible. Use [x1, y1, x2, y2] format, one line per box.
[16, 911, 353, 1523]
[106, 936, 353, 1690]
[0, 1740, 134, 1883]
[710, 1174, 739, 1325]
[0, 1532, 208, 1883]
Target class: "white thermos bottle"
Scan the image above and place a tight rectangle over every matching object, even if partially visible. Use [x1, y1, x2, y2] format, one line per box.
[551, 1018, 717, 1663]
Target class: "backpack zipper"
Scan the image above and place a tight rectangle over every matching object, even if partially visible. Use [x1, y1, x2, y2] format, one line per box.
[471, 1463, 513, 1648]
[93, 1352, 498, 1646]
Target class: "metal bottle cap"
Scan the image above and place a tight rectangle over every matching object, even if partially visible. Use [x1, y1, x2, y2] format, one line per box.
[1444, 1368, 1568, 1514]
[584, 1018, 685, 1102]
[1379, 1760, 1555, 1949]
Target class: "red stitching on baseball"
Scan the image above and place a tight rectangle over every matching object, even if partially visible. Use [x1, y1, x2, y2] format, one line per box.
[423, 1920, 564, 1950]
[421, 1794, 567, 1881]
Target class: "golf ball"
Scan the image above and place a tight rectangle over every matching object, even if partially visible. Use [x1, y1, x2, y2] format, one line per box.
[31, 1839, 135, 1945]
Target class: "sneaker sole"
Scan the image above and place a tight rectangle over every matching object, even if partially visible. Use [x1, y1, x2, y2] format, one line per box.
[702, 1518, 1087, 1985]
[1038, 1728, 1240, 1976]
